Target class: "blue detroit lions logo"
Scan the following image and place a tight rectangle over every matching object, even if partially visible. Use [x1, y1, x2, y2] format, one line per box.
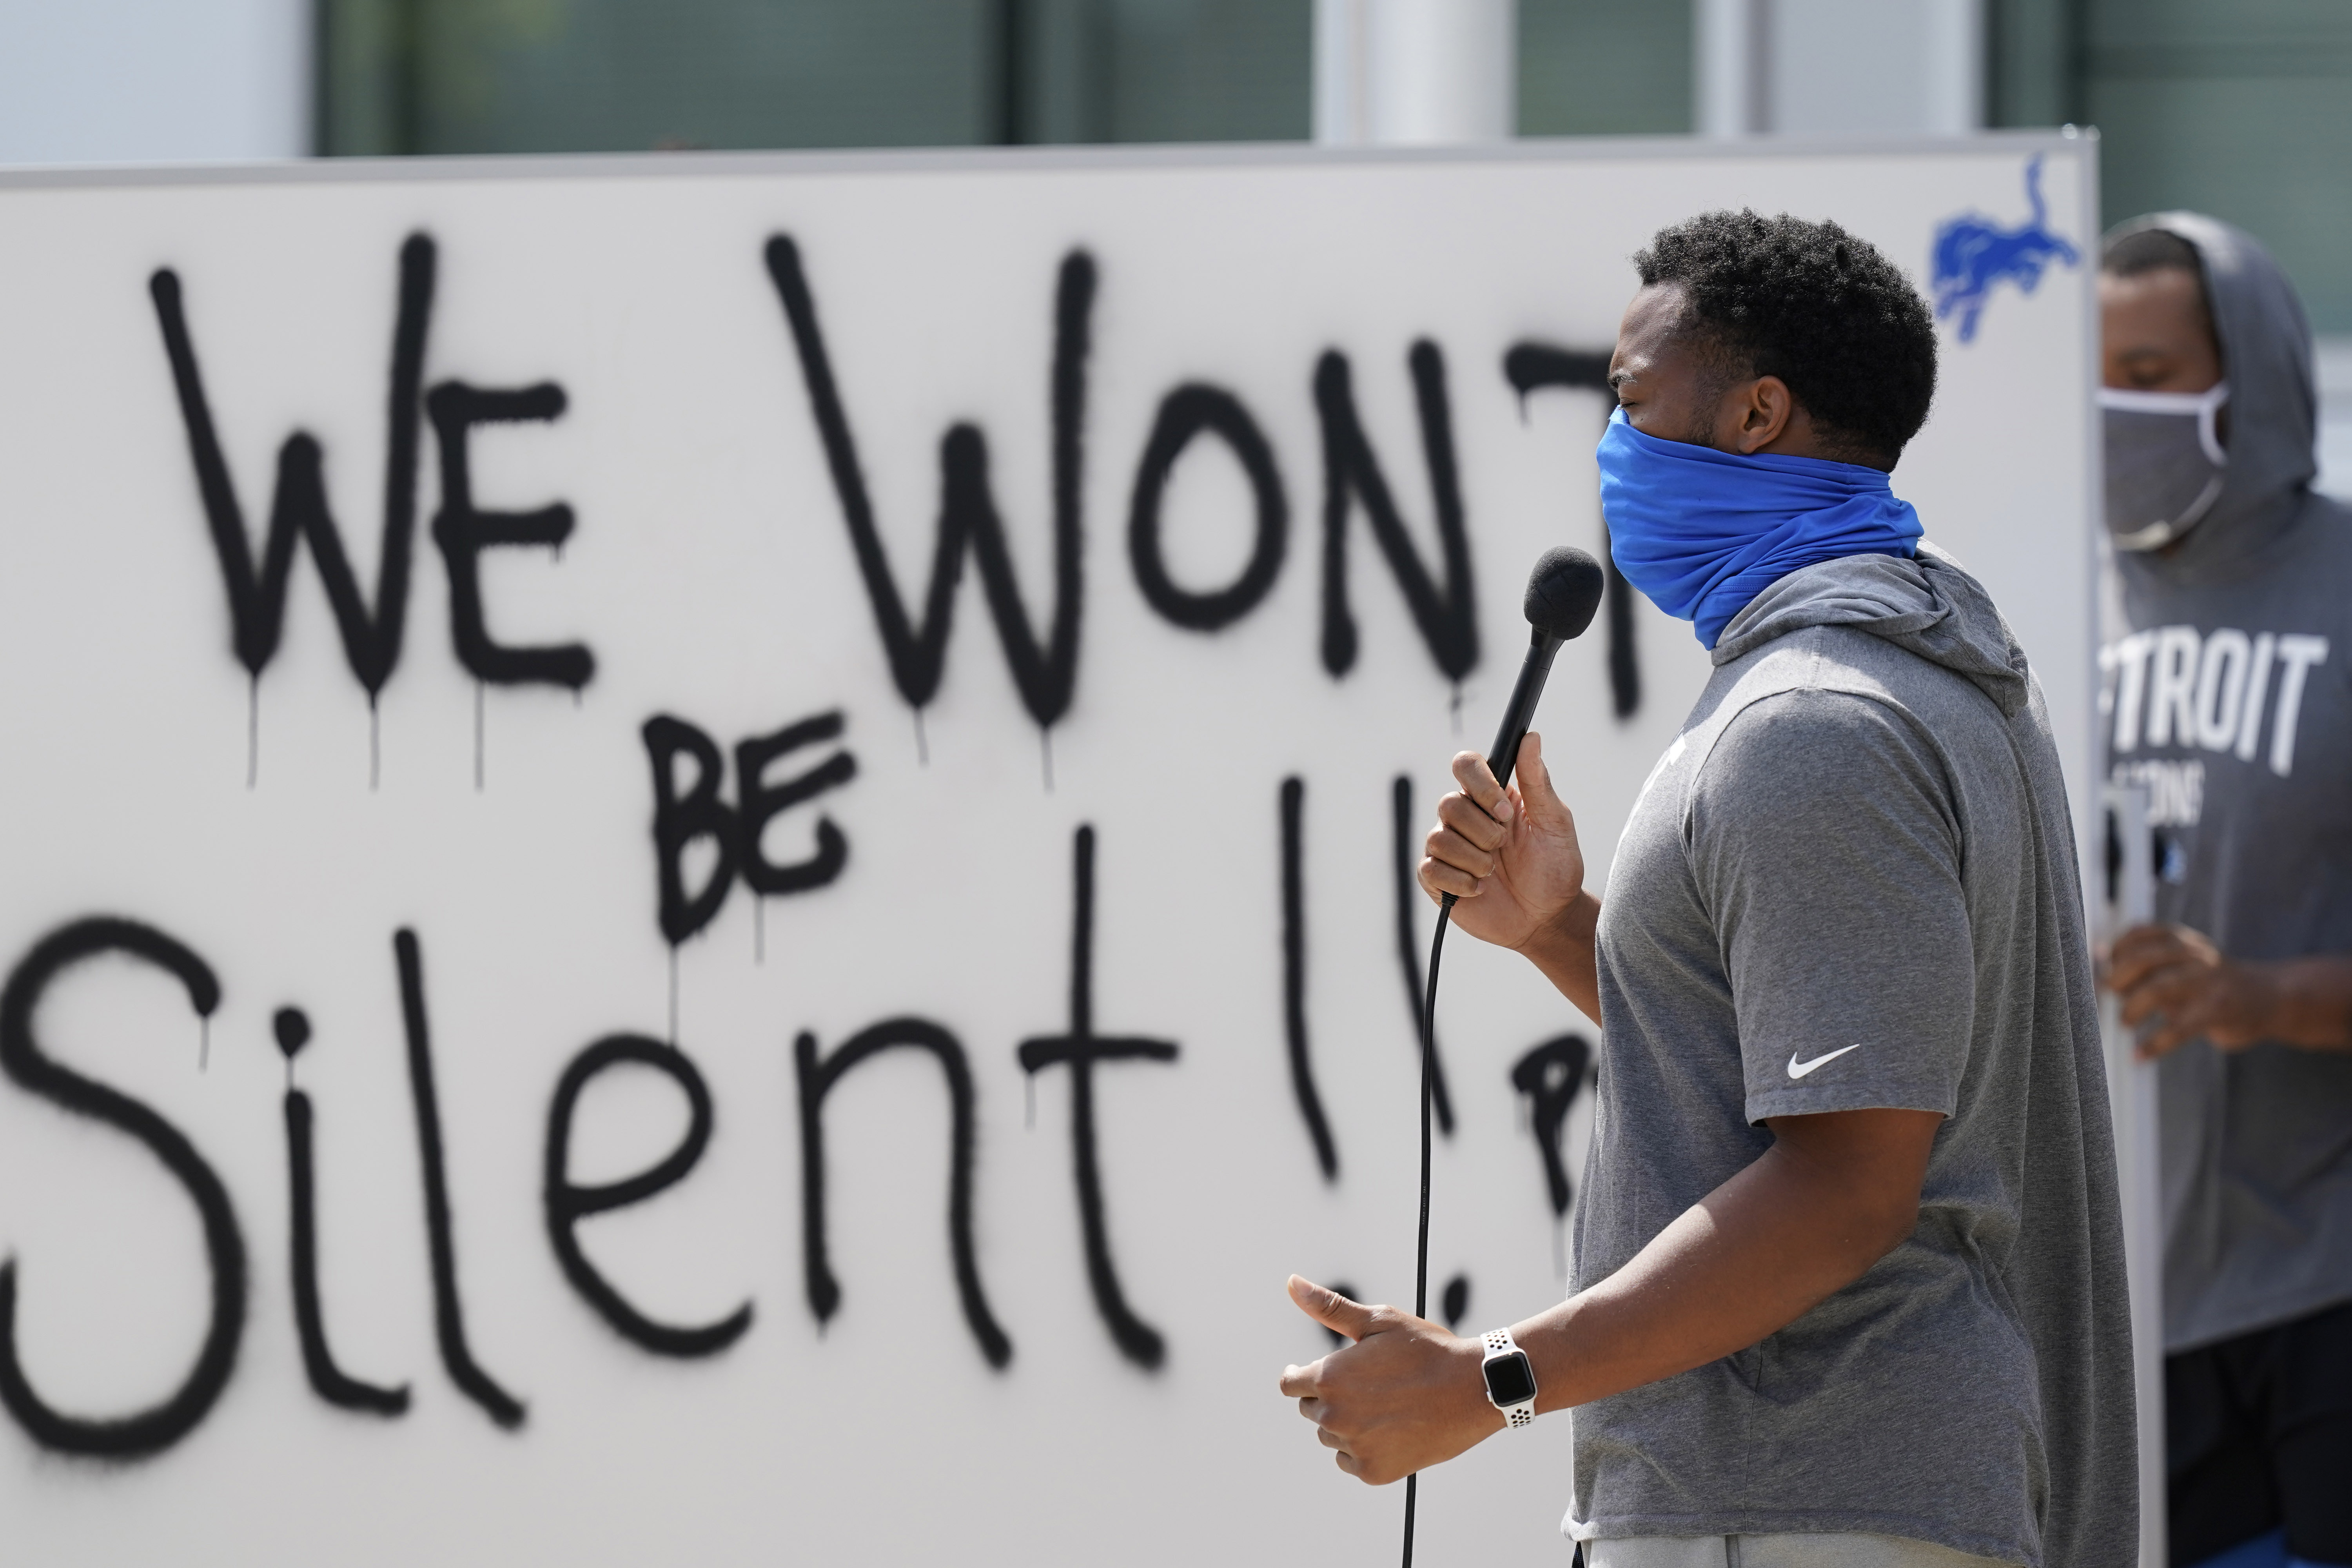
[1931, 154, 2081, 343]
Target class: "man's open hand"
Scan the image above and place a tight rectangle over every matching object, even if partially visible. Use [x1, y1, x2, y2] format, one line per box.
[1276, 1276, 1499, 1486]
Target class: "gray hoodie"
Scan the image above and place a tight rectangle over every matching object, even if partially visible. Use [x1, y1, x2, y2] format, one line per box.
[2099, 214, 2352, 1352]
[1572, 546, 2136, 1566]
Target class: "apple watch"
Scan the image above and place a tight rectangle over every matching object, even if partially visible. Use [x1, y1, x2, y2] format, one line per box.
[1479, 1327, 1538, 1428]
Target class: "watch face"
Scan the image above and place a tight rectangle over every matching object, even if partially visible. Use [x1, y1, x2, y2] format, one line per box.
[1484, 1350, 1536, 1407]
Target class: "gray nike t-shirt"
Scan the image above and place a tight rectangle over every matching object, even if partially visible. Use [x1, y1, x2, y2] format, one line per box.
[1566, 551, 2135, 1568]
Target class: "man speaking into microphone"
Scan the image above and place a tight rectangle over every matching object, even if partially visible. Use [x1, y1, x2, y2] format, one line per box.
[1278, 212, 2136, 1567]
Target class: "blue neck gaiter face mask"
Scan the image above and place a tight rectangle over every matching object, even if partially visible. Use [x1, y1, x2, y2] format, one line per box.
[1596, 407, 1924, 648]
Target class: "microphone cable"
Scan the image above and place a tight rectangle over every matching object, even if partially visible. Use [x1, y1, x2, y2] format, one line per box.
[1401, 891, 1455, 1568]
[1394, 545, 1603, 1567]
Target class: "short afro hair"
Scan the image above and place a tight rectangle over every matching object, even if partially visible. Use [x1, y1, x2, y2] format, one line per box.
[1633, 210, 1938, 466]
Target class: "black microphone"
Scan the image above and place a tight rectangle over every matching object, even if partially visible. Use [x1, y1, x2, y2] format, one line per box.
[1402, 546, 1605, 1568]
[1450, 546, 1608, 893]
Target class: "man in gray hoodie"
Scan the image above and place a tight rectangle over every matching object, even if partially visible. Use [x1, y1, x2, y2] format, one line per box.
[2099, 216, 2352, 1568]
[1279, 212, 2136, 1568]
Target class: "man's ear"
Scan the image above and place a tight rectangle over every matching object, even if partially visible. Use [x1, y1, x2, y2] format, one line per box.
[1732, 375, 1796, 454]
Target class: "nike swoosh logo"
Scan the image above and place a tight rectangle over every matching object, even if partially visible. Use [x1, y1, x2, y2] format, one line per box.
[1788, 1044, 1864, 1080]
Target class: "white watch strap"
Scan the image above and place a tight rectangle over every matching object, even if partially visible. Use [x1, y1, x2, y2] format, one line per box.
[1481, 1327, 1537, 1428]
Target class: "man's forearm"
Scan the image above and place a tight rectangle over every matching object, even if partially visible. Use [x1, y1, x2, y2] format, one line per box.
[1274, 1109, 1936, 1486]
[2257, 955, 2352, 1050]
[1510, 1109, 1937, 1413]
[1517, 889, 1603, 1023]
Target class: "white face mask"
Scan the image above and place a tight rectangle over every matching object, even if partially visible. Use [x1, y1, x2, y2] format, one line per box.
[2098, 381, 2229, 551]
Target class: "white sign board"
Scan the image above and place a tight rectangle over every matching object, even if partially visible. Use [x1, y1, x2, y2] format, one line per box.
[0, 138, 2096, 1564]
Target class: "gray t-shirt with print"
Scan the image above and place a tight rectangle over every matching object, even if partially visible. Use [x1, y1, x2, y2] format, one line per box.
[2098, 212, 2352, 1354]
[1566, 549, 2136, 1568]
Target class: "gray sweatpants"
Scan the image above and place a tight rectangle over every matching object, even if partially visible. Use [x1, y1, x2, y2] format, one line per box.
[1586, 1534, 2014, 1567]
